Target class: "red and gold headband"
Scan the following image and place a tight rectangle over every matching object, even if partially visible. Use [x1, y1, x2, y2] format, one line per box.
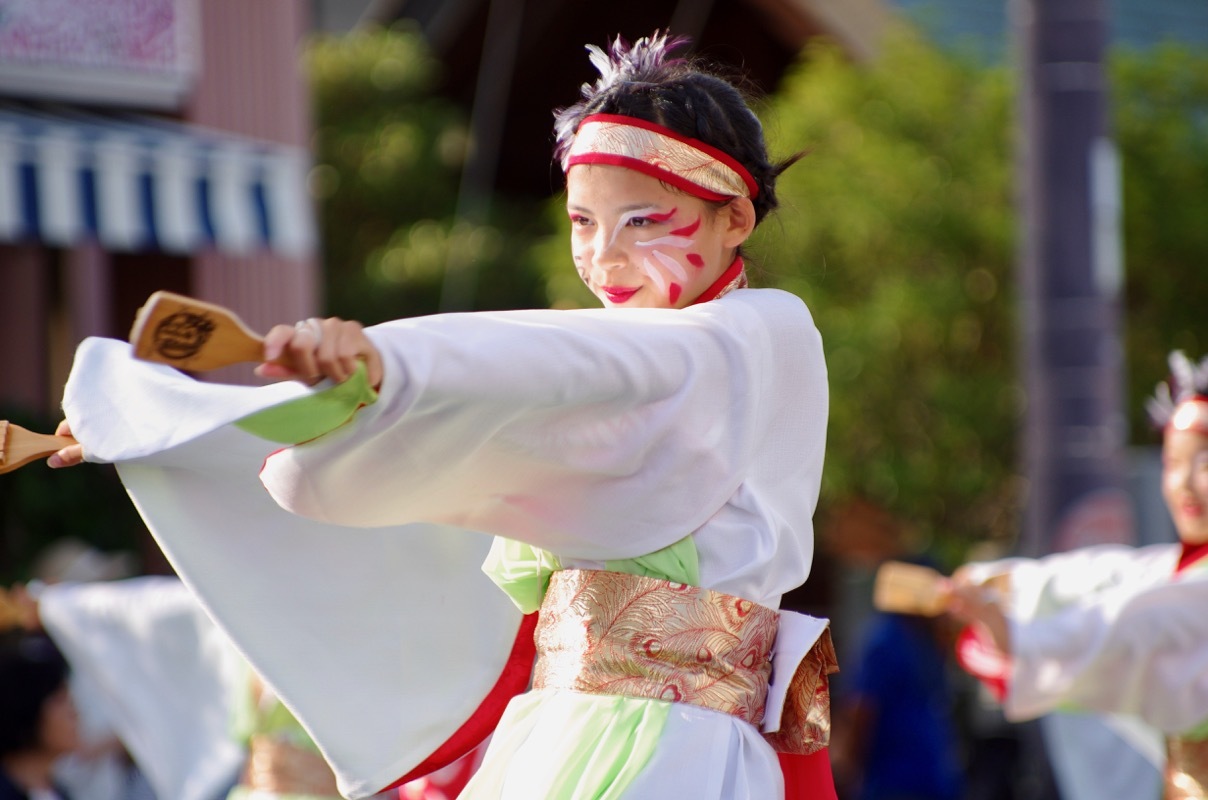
[564, 113, 758, 201]
[1171, 398, 1208, 436]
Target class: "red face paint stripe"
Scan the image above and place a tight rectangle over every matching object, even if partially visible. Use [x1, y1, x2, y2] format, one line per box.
[669, 283, 682, 304]
[646, 208, 677, 223]
[686, 253, 704, 268]
[670, 217, 701, 237]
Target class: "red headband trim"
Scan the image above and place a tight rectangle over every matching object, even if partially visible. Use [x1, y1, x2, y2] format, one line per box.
[565, 113, 758, 200]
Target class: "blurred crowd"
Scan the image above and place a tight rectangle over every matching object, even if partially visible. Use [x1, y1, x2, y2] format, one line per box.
[0, 538, 481, 800]
[1, 537, 1168, 800]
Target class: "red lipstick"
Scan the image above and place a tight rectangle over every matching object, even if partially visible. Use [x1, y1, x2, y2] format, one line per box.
[601, 286, 639, 304]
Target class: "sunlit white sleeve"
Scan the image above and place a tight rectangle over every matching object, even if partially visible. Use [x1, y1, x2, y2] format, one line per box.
[964, 544, 1179, 619]
[59, 339, 531, 800]
[260, 288, 828, 563]
[982, 544, 1208, 733]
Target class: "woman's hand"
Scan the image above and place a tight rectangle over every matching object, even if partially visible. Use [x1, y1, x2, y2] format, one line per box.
[47, 419, 84, 469]
[256, 318, 384, 389]
[47, 319, 382, 468]
[2, 583, 42, 631]
[942, 566, 1012, 655]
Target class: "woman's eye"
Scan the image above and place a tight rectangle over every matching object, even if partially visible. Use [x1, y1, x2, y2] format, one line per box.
[569, 215, 591, 226]
[628, 217, 651, 228]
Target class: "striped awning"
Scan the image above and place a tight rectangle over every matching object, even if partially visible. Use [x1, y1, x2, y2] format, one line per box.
[0, 106, 315, 258]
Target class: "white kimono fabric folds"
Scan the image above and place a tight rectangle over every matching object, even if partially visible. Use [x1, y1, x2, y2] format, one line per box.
[62, 288, 830, 799]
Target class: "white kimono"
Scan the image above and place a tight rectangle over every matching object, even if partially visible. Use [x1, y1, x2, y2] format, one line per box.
[62, 288, 829, 799]
[962, 544, 1208, 733]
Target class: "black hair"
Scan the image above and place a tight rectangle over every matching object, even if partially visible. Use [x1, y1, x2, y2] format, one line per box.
[0, 632, 70, 756]
[553, 32, 800, 225]
[1146, 351, 1208, 429]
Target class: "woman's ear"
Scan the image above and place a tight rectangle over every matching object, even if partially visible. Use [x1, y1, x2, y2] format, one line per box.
[721, 197, 757, 248]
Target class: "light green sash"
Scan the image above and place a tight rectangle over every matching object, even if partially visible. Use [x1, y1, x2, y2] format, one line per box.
[234, 365, 378, 444]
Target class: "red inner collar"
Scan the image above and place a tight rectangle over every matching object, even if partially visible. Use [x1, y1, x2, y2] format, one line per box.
[1177, 541, 1208, 574]
[689, 256, 745, 306]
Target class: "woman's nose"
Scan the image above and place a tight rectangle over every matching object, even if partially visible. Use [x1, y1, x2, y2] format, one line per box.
[593, 230, 627, 270]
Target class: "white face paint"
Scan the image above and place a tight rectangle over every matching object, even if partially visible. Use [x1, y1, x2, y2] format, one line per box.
[605, 207, 680, 297]
[566, 164, 736, 309]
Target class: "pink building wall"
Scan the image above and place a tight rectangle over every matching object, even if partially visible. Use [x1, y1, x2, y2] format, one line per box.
[189, 0, 320, 361]
[0, 0, 319, 414]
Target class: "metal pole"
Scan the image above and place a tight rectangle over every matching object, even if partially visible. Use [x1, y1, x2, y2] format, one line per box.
[1013, 0, 1131, 557]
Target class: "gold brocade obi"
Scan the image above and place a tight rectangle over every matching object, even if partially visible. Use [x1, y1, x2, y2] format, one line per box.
[242, 734, 341, 798]
[533, 568, 838, 755]
[1166, 735, 1208, 799]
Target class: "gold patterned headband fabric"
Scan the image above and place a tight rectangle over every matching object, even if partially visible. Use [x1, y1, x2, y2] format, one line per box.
[533, 568, 837, 755]
[565, 114, 757, 200]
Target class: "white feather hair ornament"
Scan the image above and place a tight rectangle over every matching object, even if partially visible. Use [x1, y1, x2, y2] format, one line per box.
[581, 31, 689, 97]
[553, 31, 690, 151]
[1146, 350, 1208, 428]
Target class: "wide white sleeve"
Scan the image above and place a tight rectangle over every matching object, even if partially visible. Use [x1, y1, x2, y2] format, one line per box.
[60, 337, 533, 800]
[1001, 558, 1208, 733]
[964, 544, 1180, 619]
[260, 290, 827, 561]
[37, 577, 245, 800]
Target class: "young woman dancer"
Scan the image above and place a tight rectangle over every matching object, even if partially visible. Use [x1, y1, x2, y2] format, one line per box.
[48, 33, 835, 799]
[946, 351, 1208, 799]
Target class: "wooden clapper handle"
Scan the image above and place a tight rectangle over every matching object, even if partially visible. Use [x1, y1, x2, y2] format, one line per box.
[129, 289, 293, 372]
[872, 560, 950, 616]
[1, 291, 291, 473]
[0, 421, 77, 474]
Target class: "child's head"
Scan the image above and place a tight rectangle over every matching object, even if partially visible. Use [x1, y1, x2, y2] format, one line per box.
[554, 33, 798, 309]
[1148, 351, 1208, 545]
[554, 33, 790, 225]
[0, 632, 77, 759]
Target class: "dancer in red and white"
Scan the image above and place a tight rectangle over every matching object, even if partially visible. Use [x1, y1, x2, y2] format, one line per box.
[48, 33, 836, 799]
[946, 351, 1208, 799]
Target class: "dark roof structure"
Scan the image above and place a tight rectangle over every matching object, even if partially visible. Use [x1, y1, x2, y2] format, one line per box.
[360, 0, 892, 198]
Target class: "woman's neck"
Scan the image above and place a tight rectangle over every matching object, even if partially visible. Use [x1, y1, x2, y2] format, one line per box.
[1, 750, 57, 792]
[688, 255, 746, 306]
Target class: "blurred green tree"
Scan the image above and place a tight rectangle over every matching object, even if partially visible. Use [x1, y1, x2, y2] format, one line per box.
[761, 33, 1019, 562]
[307, 23, 549, 322]
[533, 32, 1018, 561]
[1114, 44, 1208, 440]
